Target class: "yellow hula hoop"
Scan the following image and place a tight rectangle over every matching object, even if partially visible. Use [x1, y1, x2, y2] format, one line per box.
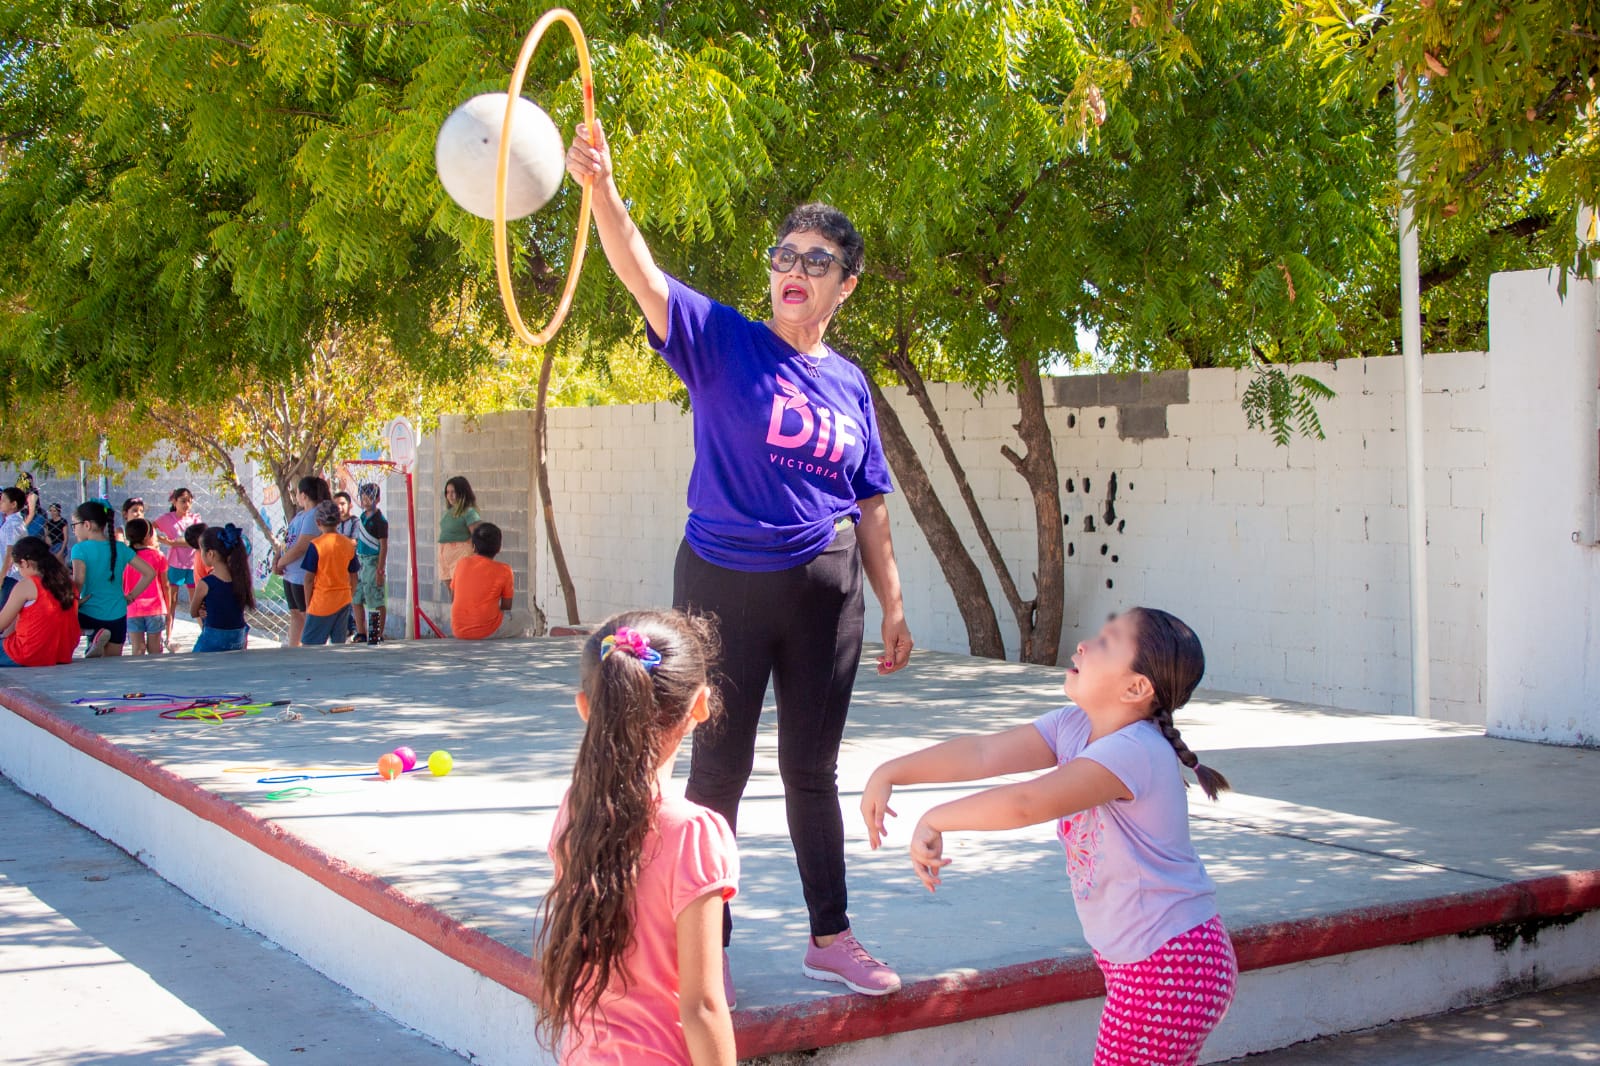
[494, 8, 595, 346]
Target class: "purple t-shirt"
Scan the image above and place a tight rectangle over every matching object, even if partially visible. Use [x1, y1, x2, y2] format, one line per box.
[1034, 705, 1220, 963]
[647, 275, 894, 572]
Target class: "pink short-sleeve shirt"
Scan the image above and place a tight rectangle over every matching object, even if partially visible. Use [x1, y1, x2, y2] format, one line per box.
[553, 792, 739, 1064]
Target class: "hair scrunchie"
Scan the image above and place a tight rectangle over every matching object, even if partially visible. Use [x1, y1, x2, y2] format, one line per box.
[600, 627, 662, 670]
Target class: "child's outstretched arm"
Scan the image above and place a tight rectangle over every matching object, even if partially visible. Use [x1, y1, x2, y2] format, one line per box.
[676, 890, 736, 1066]
[862, 724, 1057, 850]
[909, 759, 1131, 892]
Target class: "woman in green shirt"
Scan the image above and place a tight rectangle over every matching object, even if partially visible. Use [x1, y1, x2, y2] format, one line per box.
[439, 475, 482, 598]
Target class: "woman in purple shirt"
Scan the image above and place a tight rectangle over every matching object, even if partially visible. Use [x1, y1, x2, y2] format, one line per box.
[566, 121, 915, 999]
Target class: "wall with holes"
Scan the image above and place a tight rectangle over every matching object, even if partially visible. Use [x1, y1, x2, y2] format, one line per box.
[859, 355, 1489, 723]
[406, 348, 1492, 722]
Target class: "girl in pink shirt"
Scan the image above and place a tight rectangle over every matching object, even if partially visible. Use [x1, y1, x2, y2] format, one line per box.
[862, 608, 1236, 1065]
[121, 519, 169, 656]
[537, 611, 738, 1066]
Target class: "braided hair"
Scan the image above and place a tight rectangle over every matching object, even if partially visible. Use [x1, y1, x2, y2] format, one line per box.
[74, 500, 119, 583]
[1126, 607, 1230, 801]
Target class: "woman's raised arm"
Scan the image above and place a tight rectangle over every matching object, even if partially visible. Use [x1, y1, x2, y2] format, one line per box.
[564, 119, 669, 340]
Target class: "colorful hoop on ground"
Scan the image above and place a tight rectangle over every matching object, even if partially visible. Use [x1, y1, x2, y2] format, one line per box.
[494, 7, 595, 346]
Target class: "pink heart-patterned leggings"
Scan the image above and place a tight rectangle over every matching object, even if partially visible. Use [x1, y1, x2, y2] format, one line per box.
[1092, 915, 1238, 1065]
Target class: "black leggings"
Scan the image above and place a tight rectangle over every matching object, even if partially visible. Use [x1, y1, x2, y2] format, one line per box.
[675, 524, 864, 945]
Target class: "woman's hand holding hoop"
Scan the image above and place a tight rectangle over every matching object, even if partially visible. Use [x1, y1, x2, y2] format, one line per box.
[565, 120, 613, 187]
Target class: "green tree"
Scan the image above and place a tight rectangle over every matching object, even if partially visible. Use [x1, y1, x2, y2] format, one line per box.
[2, 0, 1559, 662]
[0, 324, 515, 540]
[1291, 0, 1599, 274]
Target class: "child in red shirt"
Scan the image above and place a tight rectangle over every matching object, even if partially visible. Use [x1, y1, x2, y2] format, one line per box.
[0, 536, 81, 667]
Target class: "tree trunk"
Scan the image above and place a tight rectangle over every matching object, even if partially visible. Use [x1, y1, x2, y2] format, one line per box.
[879, 340, 1039, 654]
[1000, 355, 1064, 665]
[862, 374, 1006, 658]
[534, 344, 581, 625]
[147, 408, 285, 549]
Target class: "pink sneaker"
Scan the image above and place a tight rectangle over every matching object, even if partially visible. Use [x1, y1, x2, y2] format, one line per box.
[802, 930, 901, 996]
[723, 950, 736, 1009]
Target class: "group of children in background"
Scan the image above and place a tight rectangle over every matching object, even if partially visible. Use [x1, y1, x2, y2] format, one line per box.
[0, 489, 257, 667]
[0, 478, 355, 665]
[0, 471, 519, 663]
[272, 475, 387, 647]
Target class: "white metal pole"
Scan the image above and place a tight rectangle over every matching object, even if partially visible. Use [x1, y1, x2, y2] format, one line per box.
[1397, 76, 1432, 718]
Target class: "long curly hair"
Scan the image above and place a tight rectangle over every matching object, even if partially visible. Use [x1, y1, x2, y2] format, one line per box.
[534, 608, 721, 1053]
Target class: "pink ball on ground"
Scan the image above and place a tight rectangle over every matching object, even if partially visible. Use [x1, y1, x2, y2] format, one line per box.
[377, 754, 404, 781]
[393, 746, 418, 773]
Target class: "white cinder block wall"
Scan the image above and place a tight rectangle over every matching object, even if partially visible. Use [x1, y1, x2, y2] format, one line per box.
[413, 351, 1492, 725]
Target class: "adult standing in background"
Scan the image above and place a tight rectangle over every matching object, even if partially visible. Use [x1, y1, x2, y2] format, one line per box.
[566, 122, 915, 1000]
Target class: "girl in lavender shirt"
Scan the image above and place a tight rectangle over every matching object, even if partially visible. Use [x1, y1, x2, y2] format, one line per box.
[862, 608, 1236, 1065]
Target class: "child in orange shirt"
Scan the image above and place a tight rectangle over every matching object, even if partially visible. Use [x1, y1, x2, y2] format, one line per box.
[300, 500, 359, 646]
[451, 523, 519, 640]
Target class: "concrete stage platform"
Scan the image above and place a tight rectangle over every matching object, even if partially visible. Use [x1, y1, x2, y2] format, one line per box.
[1, 641, 1597, 1064]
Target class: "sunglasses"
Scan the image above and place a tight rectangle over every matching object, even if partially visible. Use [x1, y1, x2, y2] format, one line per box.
[767, 245, 845, 279]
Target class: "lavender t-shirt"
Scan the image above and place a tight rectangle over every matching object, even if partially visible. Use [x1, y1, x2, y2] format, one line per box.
[1034, 704, 1220, 963]
[647, 275, 894, 572]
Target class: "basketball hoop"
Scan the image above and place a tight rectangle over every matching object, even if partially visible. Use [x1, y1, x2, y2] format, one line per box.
[385, 418, 418, 473]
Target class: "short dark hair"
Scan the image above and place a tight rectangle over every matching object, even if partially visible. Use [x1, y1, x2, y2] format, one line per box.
[297, 476, 332, 504]
[2, 487, 26, 508]
[335, 491, 352, 504]
[124, 517, 153, 547]
[776, 202, 865, 278]
[184, 522, 208, 549]
[313, 499, 340, 528]
[471, 522, 503, 558]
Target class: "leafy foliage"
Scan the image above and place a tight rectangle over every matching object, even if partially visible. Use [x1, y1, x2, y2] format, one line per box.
[1290, 0, 1600, 280]
[1242, 364, 1337, 445]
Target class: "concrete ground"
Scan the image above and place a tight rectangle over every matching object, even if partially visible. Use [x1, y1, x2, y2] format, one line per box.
[7, 760, 1597, 1065]
[4, 638, 1597, 1016]
[1226, 978, 1600, 1063]
[0, 772, 465, 1065]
